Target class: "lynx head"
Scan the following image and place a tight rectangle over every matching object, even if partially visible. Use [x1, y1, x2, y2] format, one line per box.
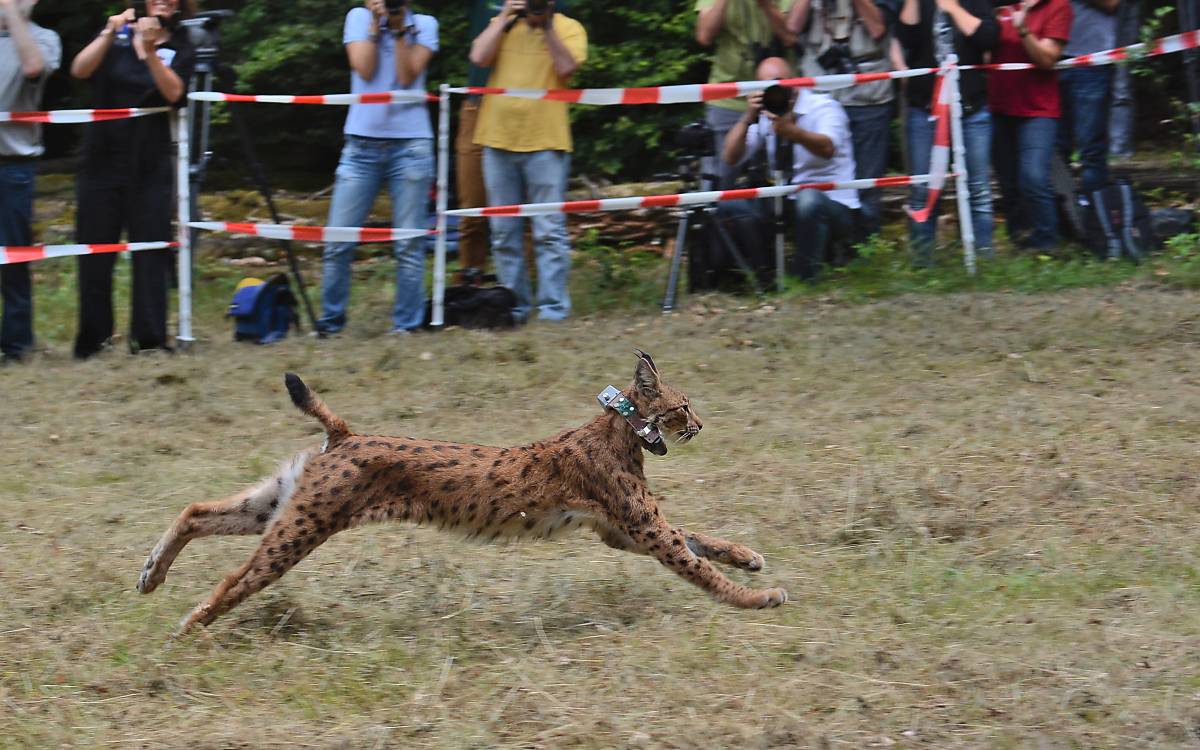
[629, 349, 704, 446]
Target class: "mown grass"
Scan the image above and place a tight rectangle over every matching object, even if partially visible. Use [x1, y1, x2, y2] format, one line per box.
[4, 175, 1200, 748]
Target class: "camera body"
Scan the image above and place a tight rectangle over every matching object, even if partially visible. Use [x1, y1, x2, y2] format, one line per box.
[675, 121, 715, 159]
[816, 40, 857, 75]
[761, 85, 792, 117]
[384, 0, 407, 15]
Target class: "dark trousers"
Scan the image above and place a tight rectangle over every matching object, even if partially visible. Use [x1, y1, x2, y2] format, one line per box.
[1059, 67, 1114, 193]
[993, 114, 1059, 250]
[0, 161, 35, 358]
[792, 188, 855, 280]
[74, 160, 175, 358]
[846, 102, 892, 236]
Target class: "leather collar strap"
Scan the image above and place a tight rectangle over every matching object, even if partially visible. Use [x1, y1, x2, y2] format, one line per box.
[596, 385, 668, 456]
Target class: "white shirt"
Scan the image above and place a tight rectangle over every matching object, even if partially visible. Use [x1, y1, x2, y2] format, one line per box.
[740, 88, 860, 209]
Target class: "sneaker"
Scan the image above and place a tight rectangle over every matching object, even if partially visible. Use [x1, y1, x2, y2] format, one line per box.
[389, 327, 413, 336]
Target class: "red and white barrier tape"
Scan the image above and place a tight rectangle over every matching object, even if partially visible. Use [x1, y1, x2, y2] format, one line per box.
[0, 106, 170, 123]
[0, 241, 176, 265]
[187, 91, 436, 105]
[449, 68, 940, 106]
[906, 70, 954, 224]
[965, 29, 1200, 71]
[189, 221, 434, 243]
[445, 175, 929, 218]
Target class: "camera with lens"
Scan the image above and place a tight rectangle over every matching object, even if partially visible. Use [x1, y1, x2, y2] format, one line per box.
[526, 0, 551, 15]
[384, 0, 407, 14]
[760, 85, 792, 117]
[675, 121, 715, 159]
[816, 40, 857, 75]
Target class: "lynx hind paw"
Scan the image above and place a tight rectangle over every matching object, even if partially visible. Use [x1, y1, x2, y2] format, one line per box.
[137, 554, 162, 594]
[755, 588, 788, 609]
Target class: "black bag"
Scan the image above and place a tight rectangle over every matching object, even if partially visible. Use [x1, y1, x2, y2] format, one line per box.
[424, 270, 517, 329]
[1078, 180, 1154, 261]
[688, 199, 773, 293]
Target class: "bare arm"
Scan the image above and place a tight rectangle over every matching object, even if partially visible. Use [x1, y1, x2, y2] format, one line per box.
[786, 0, 813, 38]
[71, 11, 131, 80]
[854, 0, 887, 40]
[1019, 27, 1064, 68]
[756, 0, 798, 46]
[774, 114, 834, 159]
[346, 1, 386, 80]
[394, 29, 434, 86]
[0, 0, 47, 78]
[721, 97, 761, 164]
[938, 0, 981, 36]
[134, 18, 184, 103]
[899, 0, 919, 25]
[696, 0, 730, 46]
[543, 16, 581, 79]
[470, 0, 522, 67]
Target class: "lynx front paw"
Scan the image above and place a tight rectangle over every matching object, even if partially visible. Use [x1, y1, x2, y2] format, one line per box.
[729, 545, 765, 571]
[754, 587, 788, 609]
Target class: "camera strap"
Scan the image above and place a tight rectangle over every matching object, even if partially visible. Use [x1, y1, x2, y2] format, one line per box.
[596, 385, 668, 456]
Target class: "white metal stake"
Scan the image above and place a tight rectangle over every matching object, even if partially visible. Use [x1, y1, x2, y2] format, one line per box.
[432, 83, 450, 327]
[945, 56, 977, 275]
[175, 107, 193, 344]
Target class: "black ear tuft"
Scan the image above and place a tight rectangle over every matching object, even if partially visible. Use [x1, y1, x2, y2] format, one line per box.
[635, 356, 659, 397]
[633, 348, 658, 374]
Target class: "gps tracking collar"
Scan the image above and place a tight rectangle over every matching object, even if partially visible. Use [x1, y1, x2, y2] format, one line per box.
[597, 385, 669, 456]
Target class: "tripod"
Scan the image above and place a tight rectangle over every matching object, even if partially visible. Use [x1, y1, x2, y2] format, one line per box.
[661, 153, 763, 314]
[183, 12, 320, 333]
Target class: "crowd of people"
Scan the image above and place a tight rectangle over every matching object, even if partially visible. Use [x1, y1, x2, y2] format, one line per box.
[0, 0, 1145, 362]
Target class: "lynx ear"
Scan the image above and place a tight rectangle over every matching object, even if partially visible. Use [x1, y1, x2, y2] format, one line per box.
[633, 348, 658, 374]
[634, 349, 660, 397]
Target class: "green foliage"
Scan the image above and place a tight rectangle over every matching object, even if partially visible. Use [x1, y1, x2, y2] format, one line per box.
[571, 228, 665, 314]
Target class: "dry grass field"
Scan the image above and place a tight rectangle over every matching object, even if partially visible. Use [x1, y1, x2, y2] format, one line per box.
[3, 279, 1200, 748]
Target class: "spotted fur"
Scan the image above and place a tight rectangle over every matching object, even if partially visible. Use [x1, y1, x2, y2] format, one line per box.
[138, 351, 787, 632]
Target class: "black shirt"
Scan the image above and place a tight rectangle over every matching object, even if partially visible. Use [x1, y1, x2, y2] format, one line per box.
[81, 23, 195, 167]
[895, 0, 998, 113]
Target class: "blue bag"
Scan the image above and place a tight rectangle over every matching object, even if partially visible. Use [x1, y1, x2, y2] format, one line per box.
[228, 274, 297, 344]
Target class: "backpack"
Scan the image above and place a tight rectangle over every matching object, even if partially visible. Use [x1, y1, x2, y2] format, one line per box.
[424, 269, 517, 329]
[228, 274, 297, 344]
[1078, 180, 1154, 262]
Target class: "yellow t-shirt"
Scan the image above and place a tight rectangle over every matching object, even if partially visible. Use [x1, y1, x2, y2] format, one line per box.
[473, 15, 588, 152]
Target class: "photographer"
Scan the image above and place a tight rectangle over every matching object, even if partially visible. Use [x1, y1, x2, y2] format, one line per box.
[0, 0, 59, 365]
[318, 0, 438, 335]
[69, 0, 195, 359]
[470, 0, 586, 323]
[695, 0, 795, 189]
[897, 0, 997, 265]
[723, 56, 859, 280]
[789, 0, 897, 237]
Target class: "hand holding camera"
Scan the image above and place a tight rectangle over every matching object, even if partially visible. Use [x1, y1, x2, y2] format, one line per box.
[133, 15, 165, 57]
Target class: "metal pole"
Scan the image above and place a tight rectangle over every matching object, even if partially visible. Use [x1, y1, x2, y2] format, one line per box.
[432, 83, 451, 327]
[175, 107, 194, 345]
[772, 169, 785, 292]
[945, 56, 976, 275]
[661, 211, 689, 313]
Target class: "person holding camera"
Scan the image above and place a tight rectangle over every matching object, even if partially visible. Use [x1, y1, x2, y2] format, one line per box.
[0, 0, 59, 365]
[69, 0, 195, 359]
[469, 0, 586, 323]
[723, 56, 859, 280]
[897, 0, 997, 266]
[317, 0, 438, 336]
[695, 0, 795, 189]
[989, 0, 1071, 250]
[789, 0, 898, 238]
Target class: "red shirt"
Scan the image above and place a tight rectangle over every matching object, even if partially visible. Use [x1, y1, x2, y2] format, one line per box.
[988, 0, 1072, 118]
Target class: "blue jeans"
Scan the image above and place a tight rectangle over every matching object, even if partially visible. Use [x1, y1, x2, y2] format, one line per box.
[319, 136, 433, 332]
[791, 188, 855, 281]
[0, 161, 35, 358]
[907, 107, 994, 264]
[993, 114, 1059, 250]
[846, 102, 892, 236]
[1059, 67, 1113, 193]
[482, 147, 571, 322]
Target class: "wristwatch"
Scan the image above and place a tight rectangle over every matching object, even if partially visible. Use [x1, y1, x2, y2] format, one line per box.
[1017, 24, 1030, 37]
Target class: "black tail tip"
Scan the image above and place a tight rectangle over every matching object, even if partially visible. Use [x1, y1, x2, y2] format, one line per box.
[284, 372, 308, 406]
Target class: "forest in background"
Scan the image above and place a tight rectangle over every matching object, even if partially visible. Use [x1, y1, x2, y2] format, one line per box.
[26, 0, 1197, 184]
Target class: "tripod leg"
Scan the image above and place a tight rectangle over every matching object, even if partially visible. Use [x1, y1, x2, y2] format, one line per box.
[224, 97, 321, 333]
[710, 208, 763, 295]
[662, 211, 689, 313]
